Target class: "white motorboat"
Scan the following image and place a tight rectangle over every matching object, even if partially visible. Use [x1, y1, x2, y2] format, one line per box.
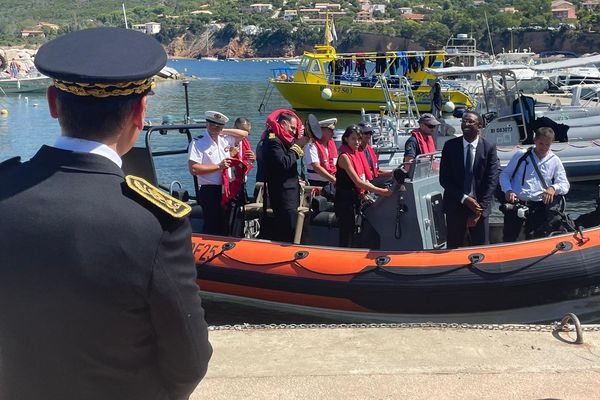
[0, 72, 52, 94]
[357, 55, 600, 182]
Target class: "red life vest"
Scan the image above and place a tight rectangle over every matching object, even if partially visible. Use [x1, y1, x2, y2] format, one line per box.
[221, 158, 249, 209]
[411, 128, 436, 154]
[339, 143, 371, 194]
[235, 137, 254, 174]
[363, 144, 378, 179]
[312, 138, 337, 175]
[260, 109, 304, 148]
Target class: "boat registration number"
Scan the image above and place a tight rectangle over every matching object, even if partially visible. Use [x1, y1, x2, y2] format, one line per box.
[321, 85, 352, 94]
[489, 126, 513, 134]
[192, 242, 219, 262]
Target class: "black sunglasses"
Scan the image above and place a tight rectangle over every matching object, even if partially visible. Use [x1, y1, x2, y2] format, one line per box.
[425, 123, 437, 129]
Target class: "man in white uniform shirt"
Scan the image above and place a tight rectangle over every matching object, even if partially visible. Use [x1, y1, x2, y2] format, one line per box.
[303, 117, 337, 187]
[500, 127, 570, 241]
[188, 111, 247, 235]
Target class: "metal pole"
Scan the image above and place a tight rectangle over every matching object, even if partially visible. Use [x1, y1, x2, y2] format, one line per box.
[182, 81, 190, 123]
[122, 3, 128, 29]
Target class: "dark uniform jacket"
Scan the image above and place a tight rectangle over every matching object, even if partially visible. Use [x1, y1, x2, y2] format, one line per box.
[263, 134, 301, 191]
[262, 134, 302, 242]
[0, 146, 212, 400]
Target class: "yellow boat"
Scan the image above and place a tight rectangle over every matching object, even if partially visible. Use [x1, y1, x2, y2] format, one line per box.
[269, 44, 474, 113]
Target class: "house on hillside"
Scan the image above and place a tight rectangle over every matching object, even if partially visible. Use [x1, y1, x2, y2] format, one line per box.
[246, 4, 274, 13]
[401, 13, 425, 21]
[356, 10, 372, 22]
[582, 0, 600, 10]
[299, 7, 321, 23]
[283, 10, 298, 21]
[501, 7, 518, 13]
[373, 4, 386, 13]
[21, 30, 44, 38]
[398, 7, 413, 14]
[315, 3, 342, 11]
[132, 22, 161, 35]
[551, 0, 577, 20]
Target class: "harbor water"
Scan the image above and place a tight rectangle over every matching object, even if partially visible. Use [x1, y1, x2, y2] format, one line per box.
[0, 59, 598, 324]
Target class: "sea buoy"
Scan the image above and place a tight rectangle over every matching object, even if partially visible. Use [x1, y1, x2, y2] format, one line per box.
[321, 88, 333, 100]
[442, 101, 456, 113]
[281, 73, 287, 81]
[0, 109, 8, 116]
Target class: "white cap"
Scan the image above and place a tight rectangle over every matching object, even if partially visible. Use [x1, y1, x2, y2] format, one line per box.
[205, 110, 229, 125]
[318, 117, 337, 129]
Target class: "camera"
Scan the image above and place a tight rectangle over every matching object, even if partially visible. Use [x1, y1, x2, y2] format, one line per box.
[499, 202, 529, 219]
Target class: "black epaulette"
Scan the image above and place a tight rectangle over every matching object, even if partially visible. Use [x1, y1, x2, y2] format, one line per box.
[195, 135, 204, 139]
[0, 156, 21, 171]
[124, 175, 191, 218]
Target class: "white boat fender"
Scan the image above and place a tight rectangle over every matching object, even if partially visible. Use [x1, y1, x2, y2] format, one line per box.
[321, 88, 333, 100]
[442, 101, 456, 113]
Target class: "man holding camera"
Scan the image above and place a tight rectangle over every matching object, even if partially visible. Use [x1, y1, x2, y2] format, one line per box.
[499, 127, 570, 242]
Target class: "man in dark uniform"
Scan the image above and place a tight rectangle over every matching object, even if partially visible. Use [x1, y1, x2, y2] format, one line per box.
[0, 28, 212, 400]
[262, 110, 309, 242]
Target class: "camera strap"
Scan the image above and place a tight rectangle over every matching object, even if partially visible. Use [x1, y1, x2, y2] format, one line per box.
[528, 151, 549, 190]
[510, 147, 533, 182]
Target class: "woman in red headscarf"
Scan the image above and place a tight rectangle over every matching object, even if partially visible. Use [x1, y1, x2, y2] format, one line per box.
[335, 125, 392, 247]
[258, 109, 309, 242]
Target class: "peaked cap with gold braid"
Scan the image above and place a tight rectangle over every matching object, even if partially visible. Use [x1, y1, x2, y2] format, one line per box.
[35, 27, 167, 98]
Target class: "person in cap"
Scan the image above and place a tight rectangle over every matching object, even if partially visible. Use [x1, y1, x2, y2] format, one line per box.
[0, 28, 212, 400]
[403, 113, 440, 170]
[188, 110, 248, 235]
[261, 109, 309, 242]
[303, 117, 338, 187]
[358, 122, 392, 181]
[440, 110, 499, 248]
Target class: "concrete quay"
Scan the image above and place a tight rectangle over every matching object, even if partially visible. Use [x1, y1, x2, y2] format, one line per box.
[192, 326, 600, 399]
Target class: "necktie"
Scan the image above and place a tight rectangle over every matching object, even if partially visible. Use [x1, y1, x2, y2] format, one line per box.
[463, 144, 473, 195]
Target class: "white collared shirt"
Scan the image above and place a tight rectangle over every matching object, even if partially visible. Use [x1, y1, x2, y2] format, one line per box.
[500, 148, 569, 202]
[188, 131, 237, 185]
[303, 141, 336, 182]
[462, 137, 479, 199]
[53, 136, 122, 167]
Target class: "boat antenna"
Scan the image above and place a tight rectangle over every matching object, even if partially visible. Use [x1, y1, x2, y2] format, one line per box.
[484, 11, 495, 58]
[122, 3, 129, 29]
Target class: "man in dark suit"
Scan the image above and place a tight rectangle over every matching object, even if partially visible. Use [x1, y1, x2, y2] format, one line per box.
[262, 110, 309, 242]
[0, 28, 211, 400]
[440, 111, 499, 248]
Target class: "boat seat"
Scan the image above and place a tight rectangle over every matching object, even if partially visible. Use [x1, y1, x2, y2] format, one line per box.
[311, 195, 334, 214]
[121, 146, 159, 186]
[244, 182, 266, 219]
[311, 211, 338, 228]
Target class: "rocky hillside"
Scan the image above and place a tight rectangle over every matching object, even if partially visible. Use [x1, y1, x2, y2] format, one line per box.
[166, 31, 600, 58]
